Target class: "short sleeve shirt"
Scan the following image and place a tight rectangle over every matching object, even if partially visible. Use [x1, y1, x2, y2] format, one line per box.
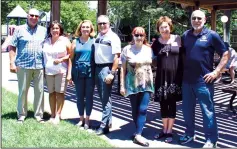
[10, 23, 47, 69]
[94, 29, 121, 64]
[182, 27, 227, 84]
[121, 44, 154, 97]
[42, 36, 69, 75]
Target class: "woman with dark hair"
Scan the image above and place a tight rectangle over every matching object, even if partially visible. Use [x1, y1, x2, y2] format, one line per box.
[120, 27, 154, 147]
[71, 20, 96, 130]
[42, 20, 72, 124]
[151, 16, 183, 143]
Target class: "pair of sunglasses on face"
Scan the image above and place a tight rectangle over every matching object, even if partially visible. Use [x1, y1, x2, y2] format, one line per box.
[29, 14, 39, 18]
[98, 22, 108, 25]
[192, 17, 202, 21]
[134, 34, 144, 37]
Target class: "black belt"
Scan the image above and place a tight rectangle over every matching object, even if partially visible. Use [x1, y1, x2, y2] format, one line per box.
[95, 63, 113, 67]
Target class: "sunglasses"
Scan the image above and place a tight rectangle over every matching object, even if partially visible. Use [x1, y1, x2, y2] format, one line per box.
[134, 34, 144, 37]
[98, 22, 107, 25]
[29, 14, 39, 18]
[192, 17, 202, 21]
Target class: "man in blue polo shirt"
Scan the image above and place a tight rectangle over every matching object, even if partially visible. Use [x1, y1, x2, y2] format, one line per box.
[9, 8, 47, 124]
[179, 10, 229, 148]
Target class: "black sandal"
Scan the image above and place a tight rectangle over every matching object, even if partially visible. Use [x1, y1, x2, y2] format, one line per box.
[154, 131, 166, 139]
[164, 133, 173, 143]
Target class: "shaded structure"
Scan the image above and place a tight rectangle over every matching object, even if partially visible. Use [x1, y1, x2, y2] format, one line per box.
[167, 0, 237, 31]
[6, 5, 27, 36]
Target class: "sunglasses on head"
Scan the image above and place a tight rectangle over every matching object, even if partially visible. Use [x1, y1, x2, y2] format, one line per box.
[98, 22, 107, 25]
[192, 17, 202, 21]
[134, 34, 144, 37]
[29, 14, 39, 18]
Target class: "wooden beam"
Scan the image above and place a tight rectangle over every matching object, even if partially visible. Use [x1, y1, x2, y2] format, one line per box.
[214, 5, 237, 10]
[199, 0, 237, 6]
[211, 8, 216, 31]
[97, 0, 107, 16]
[51, 0, 60, 22]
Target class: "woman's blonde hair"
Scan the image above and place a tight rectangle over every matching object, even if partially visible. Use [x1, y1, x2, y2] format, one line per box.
[156, 16, 174, 33]
[74, 20, 95, 37]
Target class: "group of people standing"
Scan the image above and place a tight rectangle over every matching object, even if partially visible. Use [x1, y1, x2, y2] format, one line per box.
[9, 8, 230, 148]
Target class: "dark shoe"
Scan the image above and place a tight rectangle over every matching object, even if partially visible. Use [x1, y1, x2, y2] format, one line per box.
[154, 131, 166, 139]
[95, 127, 109, 135]
[133, 135, 149, 147]
[164, 133, 173, 143]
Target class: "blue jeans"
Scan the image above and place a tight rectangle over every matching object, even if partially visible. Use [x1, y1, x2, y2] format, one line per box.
[74, 77, 94, 116]
[95, 66, 113, 129]
[129, 92, 150, 135]
[182, 83, 218, 143]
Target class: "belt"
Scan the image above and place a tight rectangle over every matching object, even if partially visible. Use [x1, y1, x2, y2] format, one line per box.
[95, 63, 113, 67]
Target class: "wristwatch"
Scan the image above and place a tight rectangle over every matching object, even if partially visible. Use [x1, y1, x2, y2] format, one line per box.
[110, 70, 116, 76]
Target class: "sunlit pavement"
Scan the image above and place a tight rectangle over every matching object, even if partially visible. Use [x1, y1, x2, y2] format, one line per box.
[2, 52, 237, 148]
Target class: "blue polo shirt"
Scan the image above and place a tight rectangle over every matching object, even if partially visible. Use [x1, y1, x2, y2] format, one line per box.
[182, 27, 227, 84]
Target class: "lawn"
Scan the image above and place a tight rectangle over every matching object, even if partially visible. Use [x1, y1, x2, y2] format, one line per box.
[1, 88, 114, 148]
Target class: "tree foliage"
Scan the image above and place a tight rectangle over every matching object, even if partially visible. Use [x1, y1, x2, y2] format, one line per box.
[108, 0, 237, 42]
[1, 1, 97, 34]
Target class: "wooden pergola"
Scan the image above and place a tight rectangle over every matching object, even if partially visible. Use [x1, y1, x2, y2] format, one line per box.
[49, 0, 237, 31]
[167, 0, 237, 31]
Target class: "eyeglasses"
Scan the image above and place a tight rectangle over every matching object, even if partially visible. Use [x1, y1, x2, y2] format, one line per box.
[192, 17, 202, 21]
[81, 26, 90, 29]
[98, 22, 107, 25]
[29, 14, 39, 18]
[134, 34, 144, 37]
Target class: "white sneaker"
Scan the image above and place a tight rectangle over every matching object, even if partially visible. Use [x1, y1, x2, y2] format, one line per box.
[203, 140, 217, 148]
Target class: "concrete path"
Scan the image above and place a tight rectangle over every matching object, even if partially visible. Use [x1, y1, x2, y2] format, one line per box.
[2, 52, 237, 148]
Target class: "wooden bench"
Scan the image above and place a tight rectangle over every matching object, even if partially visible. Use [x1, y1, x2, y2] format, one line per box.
[222, 87, 237, 114]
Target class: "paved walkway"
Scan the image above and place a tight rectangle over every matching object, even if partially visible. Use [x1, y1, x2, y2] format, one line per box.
[2, 52, 237, 148]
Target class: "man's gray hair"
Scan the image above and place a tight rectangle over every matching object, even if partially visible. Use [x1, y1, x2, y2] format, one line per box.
[28, 8, 39, 16]
[97, 15, 110, 22]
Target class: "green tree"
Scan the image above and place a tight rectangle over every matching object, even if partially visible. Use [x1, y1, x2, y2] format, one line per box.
[1, 1, 96, 34]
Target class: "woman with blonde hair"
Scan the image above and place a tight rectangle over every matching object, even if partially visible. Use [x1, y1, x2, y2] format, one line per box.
[71, 20, 96, 129]
[151, 16, 183, 143]
[120, 27, 154, 147]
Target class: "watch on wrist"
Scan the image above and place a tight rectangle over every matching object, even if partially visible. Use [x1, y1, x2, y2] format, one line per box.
[110, 70, 116, 76]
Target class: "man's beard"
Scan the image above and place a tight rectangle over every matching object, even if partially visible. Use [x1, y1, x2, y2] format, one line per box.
[191, 22, 205, 30]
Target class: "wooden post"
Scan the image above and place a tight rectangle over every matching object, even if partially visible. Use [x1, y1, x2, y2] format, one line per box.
[97, 0, 107, 17]
[51, 0, 60, 22]
[224, 10, 231, 43]
[211, 8, 217, 31]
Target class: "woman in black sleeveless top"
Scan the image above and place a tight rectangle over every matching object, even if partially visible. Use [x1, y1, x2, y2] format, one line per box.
[151, 16, 184, 143]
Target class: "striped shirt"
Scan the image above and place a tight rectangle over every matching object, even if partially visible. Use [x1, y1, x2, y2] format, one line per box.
[10, 23, 47, 69]
[94, 28, 121, 64]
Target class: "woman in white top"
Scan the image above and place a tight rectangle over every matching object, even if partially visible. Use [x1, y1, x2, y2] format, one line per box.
[42, 20, 72, 124]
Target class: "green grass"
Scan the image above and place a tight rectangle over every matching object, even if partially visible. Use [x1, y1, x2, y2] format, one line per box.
[1, 88, 114, 148]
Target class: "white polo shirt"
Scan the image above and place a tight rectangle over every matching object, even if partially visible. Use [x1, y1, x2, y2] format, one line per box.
[94, 29, 121, 64]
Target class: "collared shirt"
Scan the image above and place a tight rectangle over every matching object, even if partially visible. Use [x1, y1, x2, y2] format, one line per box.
[10, 23, 47, 69]
[42, 36, 69, 75]
[182, 27, 227, 84]
[94, 28, 121, 64]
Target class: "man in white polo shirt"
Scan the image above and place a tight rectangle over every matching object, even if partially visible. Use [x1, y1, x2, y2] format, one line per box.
[94, 15, 121, 135]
